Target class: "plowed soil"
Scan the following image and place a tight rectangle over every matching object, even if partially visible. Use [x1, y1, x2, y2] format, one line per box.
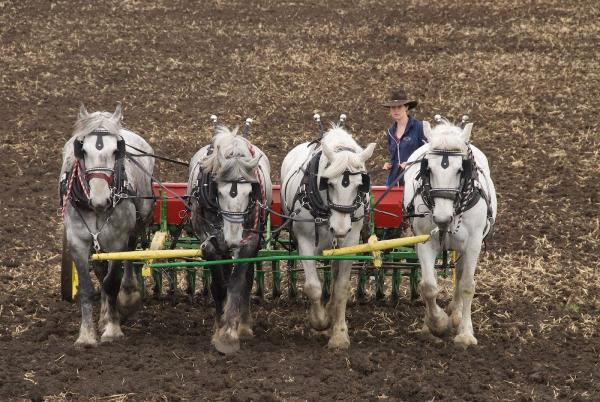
[1, 1, 599, 401]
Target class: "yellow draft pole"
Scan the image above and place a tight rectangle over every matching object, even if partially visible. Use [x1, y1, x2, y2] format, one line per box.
[91, 248, 203, 261]
[322, 234, 431, 256]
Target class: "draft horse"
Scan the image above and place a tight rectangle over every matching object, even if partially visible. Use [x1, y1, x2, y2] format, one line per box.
[280, 124, 375, 349]
[59, 104, 154, 347]
[403, 119, 497, 348]
[187, 124, 272, 354]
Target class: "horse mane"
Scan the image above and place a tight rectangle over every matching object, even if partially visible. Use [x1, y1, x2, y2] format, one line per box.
[429, 120, 468, 153]
[72, 111, 121, 140]
[201, 125, 259, 182]
[321, 125, 366, 178]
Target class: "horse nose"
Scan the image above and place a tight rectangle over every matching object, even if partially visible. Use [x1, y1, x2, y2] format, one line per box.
[90, 197, 111, 210]
[329, 226, 351, 239]
[433, 214, 452, 227]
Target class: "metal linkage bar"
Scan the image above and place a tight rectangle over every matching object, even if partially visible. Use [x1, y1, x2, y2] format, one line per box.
[92, 249, 203, 261]
[150, 254, 373, 269]
[322, 234, 431, 256]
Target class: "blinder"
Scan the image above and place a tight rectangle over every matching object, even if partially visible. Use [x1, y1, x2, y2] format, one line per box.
[319, 176, 329, 191]
[73, 130, 126, 160]
[358, 173, 370, 193]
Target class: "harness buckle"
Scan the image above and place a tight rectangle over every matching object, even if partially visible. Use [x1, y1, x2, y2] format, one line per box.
[91, 233, 101, 252]
[314, 217, 328, 225]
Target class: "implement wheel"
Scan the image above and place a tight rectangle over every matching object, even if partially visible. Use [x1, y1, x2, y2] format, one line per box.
[60, 228, 75, 302]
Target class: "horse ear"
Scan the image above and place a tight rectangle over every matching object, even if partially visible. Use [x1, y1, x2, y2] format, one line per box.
[360, 143, 376, 162]
[322, 142, 335, 162]
[79, 103, 88, 119]
[111, 102, 123, 122]
[462, 122, 473, 143]
[423, 121, 433, 142]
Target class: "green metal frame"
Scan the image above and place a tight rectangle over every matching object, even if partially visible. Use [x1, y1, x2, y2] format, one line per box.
[133, 190, 449, 303]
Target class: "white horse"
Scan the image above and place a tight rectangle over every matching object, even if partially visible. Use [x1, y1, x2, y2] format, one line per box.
[281, 126, 375, 348]
[403, 120, 497, 348]
[59, 104, 154, 347]
[187, 125, 272, 354]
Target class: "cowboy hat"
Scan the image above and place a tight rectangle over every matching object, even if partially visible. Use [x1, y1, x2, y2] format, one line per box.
[381, 88, 418, 109]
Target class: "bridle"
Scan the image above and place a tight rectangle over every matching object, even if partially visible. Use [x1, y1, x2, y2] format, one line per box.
[191, 150, 266, 242]
[318, 169, 370, 214]
[216, 179, 263, 225]
[73, 128, 127, 204]
[416, 145, 482, 235]
[419, 149, 471, 212]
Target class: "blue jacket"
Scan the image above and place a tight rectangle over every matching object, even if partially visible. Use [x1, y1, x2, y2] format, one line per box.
[386, 116, 427, 186]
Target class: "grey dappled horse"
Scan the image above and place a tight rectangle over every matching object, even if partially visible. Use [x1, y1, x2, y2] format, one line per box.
[280, 125, 375, 349]
[59, 104, 154, 347]
[403, 120, 497, 348]
[187, 125, 272, 354]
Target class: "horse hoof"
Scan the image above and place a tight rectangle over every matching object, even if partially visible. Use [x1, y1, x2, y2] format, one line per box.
[74, 337, 98, 349]
[238, 323, 254, 339]
[454, 333, 478, 349]
[212, 327, 240, 354]
[101, 333, 124, 343]
[101, 331, 125, 343]
[327, 333, 350, 350]
[117, 289, 142, 318]
[101, 324, 124, 343]
[425, 312, 452, 338]
[213, 335, 240, 354]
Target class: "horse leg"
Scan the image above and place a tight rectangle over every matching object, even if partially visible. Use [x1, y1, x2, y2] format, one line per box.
[213, 262, 251, 354]
[448, 259, 464, 329]
[100, 260, 125, 342]
[117, 237, 142, 319]
[238, 262, 255, 339]
[71, 241, 98, 348]
[326, 259, 352, 349]
[93, 261, 109, 332]
[417, 243, 451, 337]
[117, 259, 142, 319]
[298, 238, 329, 331]
[454, 243, 482, 348]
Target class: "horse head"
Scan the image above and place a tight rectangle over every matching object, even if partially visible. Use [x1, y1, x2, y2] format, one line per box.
[320, 127, 375, 239]
[421, 120, 473, 229]
[73, 103, 125, 211]
[203, 127, 262, 249]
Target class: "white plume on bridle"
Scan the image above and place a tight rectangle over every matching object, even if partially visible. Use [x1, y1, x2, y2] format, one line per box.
[200, 125, 261, 182]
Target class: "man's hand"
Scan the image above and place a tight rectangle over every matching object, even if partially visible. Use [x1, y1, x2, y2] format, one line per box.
[383, 162, 392, 170]
[399, 162, 407, 169]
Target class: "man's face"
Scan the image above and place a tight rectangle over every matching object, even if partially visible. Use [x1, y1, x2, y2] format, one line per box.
[390, 104, 408, 122]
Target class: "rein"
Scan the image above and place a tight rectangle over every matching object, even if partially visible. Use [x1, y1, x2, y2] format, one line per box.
[125, 144, 189, 167]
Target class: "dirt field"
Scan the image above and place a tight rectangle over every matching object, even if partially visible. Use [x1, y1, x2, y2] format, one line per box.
[1, 0, 599, 400]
